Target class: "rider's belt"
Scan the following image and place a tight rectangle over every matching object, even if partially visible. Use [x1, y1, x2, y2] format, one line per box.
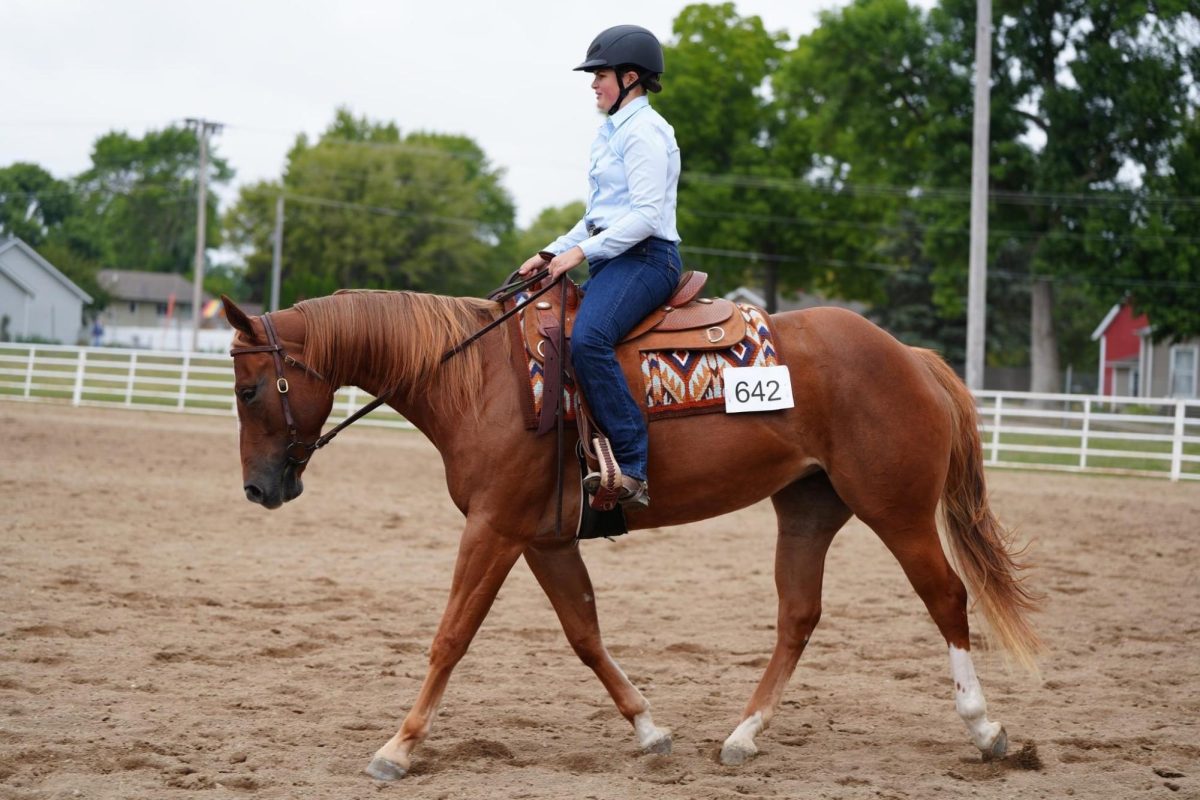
[587, 224, 606, 237]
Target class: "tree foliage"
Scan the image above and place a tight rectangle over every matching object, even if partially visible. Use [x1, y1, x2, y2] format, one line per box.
[655, 3, 799, 301]
[75, 126, 232, 273]
[0, 163, 75, 247]
[225, 109, 516, 306]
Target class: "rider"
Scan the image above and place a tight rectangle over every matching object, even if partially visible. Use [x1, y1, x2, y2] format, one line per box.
[518, 24, 681, 510]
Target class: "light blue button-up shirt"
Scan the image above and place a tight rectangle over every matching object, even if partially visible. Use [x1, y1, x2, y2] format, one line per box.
[544, 96, 681, 262]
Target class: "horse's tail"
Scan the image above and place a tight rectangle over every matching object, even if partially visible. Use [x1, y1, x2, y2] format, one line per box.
[915, 348, 1042, 672]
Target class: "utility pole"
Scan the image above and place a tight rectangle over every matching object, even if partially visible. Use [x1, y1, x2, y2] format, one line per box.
[270, 193, 284, 312]
[965, 0, 991, 391]
[186, 117, 223, 352]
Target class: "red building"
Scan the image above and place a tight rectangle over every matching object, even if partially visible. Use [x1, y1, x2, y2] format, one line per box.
[1092, 301, 1198, 398]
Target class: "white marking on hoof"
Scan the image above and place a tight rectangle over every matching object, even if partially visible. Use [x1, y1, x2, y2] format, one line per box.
[949, 645, 1004, 754]
[365, 756, 407, 781]
[720, 712, 763, 766]
[633, 710, 672, 755]
[982, 726, 1008, 761]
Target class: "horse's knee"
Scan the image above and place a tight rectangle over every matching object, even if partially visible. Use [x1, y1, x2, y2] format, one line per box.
[568, 633, 606, 670]
[429, 631, 469, 666]
[779, 602, 821, 646]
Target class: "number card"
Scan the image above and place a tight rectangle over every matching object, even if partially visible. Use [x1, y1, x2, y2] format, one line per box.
[723, 365, 794, 413]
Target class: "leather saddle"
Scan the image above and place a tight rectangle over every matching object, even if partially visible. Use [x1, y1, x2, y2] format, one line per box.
[520, 271, 745, 367]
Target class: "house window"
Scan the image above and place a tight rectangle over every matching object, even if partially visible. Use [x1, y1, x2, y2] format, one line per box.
[1169, 346, 1197, 398]
[128, 301, 136, 313]
[156, 303, 168, 316]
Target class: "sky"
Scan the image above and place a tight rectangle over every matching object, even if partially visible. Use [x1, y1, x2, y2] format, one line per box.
[2, 0, 929, 229]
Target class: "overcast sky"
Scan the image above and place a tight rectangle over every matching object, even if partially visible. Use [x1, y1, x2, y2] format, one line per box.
[3, 0, 931, 228]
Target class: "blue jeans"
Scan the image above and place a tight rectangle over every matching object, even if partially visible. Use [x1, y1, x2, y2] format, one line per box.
[572, 237, 681, 482]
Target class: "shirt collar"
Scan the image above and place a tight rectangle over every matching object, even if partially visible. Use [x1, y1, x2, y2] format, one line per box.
[605, 96, 650, 132]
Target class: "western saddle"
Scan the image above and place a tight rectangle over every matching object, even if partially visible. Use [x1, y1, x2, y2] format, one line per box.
[519, 270, 744, 373]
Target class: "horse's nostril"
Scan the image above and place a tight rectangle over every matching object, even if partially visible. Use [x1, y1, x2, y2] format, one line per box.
[244, 484, 265, 504]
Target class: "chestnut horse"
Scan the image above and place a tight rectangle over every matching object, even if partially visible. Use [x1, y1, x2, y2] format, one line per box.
[221, 290, 1039, 781]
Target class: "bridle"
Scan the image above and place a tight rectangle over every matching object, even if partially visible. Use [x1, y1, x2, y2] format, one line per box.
[229, 312, 332, 467]
[227, 266, 564, 470]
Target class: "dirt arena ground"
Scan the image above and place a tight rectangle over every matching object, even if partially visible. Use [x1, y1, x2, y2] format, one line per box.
[1, 401, 1197, 800]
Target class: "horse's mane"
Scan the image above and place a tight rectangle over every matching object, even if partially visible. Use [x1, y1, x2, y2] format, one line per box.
[294, 290, 499, 417]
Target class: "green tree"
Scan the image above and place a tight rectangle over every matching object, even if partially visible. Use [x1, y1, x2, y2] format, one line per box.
[75, 126, 232, 273]
[516, 202, 586, 264]
[655, 3, 804, 305]
[775, 0, 1196, 384]
[226, 108, 516, 305]
[931, 0, 1196, 388]
[0, 163, 75, 246]
[1113, 115, 1200, 340]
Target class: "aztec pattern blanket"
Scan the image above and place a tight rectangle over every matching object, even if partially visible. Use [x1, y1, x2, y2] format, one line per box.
[519, 303, 781, 428]
[640, 304, 780, 419]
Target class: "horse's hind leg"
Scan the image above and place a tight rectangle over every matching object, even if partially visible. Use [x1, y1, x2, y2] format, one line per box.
[720, 473, 850, 766]
[861, 510, 1007, 759]
[523, 539, 672, 754]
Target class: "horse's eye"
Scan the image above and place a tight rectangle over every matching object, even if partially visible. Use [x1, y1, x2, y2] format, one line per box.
[237, 386, 256, 403]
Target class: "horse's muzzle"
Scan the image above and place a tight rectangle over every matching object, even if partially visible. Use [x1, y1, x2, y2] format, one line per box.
[243, 470, 303, 509]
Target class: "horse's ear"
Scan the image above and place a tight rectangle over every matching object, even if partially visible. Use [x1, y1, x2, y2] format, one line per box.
[222, 295, 256, 337]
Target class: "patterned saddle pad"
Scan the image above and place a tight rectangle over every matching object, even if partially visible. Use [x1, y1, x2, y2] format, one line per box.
[512, 303, 782, 429]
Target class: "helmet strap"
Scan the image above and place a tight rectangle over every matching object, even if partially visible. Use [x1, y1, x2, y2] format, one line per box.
[608, 69, 646, 116]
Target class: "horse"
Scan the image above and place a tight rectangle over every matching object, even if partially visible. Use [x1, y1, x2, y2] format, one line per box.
[220, 288, 1039, 782]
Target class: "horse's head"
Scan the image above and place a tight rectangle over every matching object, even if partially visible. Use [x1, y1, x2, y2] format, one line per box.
[224, 296, 335, 509]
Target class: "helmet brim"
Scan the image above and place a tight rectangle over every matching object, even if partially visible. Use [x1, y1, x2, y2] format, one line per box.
[573, 58, 609, 72]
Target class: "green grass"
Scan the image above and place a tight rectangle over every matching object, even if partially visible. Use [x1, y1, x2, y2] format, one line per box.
[986, 430, 1200, 476]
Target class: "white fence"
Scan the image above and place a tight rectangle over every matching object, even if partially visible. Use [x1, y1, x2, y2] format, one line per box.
[3, 343, 1198, 481]
[0, 342, 411, 430]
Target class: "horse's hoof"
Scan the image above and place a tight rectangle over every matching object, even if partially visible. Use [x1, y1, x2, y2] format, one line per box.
[642, 731, 673, 756]
[720, 739, 757, 766]
[365, 756, 408, 781]
[981, 726, 1008, 762]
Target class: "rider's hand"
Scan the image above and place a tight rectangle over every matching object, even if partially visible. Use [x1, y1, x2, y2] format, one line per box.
[517, 253, 550, 277]
[547, 247, 585, 281]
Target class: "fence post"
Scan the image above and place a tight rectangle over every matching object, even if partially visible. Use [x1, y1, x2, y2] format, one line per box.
[23, 346, 36, 398]
[345, 386, 357, 418]
[1080, 397, 1091, 469]
[72, 349, 88, 406]
[125, 352, 138, 406]
[177, 352, 191, 410]
[990, 395, 1003, 464]
[1170, 400, 1185, 481]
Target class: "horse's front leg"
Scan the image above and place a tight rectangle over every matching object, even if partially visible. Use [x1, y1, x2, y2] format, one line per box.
[524, 539, 672, 755]
[366, 520, 527, 781]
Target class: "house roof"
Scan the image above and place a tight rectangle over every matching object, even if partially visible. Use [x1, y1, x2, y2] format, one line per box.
[0, 236, 93, 303]
[0, 261, 37, 297]
[98, 269, 208, 305]
[1090, 303, 1123, 341]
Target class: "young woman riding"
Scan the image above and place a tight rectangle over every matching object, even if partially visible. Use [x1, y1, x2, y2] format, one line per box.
[518, 24, 682, 509]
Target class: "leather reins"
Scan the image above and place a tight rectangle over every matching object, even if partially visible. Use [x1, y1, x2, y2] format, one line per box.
[228, 267, 564, 470]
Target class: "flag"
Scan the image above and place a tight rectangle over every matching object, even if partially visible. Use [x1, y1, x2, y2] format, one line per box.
[166, 293, 176, 319]
[202, 298, 221, 319]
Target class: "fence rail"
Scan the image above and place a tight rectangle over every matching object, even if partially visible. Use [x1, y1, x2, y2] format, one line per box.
[4, 343, 1198, 480]
[0, 342, 411, 430]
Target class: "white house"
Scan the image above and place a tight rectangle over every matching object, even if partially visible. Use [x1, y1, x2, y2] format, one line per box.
[0, 237, 93, 343]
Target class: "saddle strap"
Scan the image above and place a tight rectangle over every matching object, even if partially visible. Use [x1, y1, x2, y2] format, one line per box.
[537, 323, 565, 436]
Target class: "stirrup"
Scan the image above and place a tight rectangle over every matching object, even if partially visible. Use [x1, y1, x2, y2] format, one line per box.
[583, 471, 650, 510]
[616, 478, 650, 510]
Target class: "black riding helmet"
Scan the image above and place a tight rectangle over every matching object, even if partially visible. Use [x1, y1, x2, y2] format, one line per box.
[574, 24, 664, 115]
